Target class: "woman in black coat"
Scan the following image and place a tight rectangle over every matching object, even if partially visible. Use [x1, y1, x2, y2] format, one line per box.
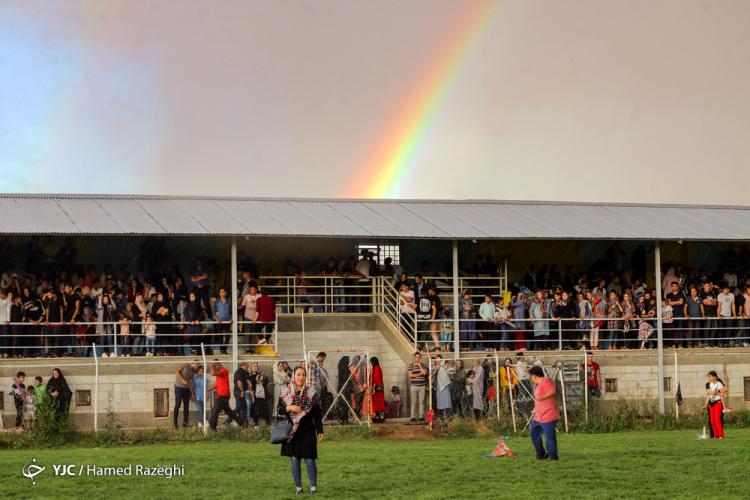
[278, 366, 324, 495]
[47, 368, 72, 418]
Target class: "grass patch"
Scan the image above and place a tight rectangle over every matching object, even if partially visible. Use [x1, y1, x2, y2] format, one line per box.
[0, 429, 748, 498]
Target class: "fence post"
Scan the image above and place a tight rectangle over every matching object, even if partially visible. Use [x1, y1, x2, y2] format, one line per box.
[507, 361, 517, 433]
[558, 319, 563, 351]
[93, 342, 98, 434]
[493, 350, 501, 422]
[201, 343, 208, 435]
[231, 237, 238, 373]
[583, 349, 589, 425]
[559, 368, 569, 433]
[427, 351, 433, 431]
[674, 349, 679, 420]
[452, 241, 460, 358]
[414, 315, 418, 352]
[654, 241, 665, 414]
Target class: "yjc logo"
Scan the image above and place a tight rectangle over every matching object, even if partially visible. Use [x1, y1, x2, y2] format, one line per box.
[22, 458, 45, 484]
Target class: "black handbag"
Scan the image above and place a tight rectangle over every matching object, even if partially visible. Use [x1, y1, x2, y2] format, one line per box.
[270, 418, 292, 444]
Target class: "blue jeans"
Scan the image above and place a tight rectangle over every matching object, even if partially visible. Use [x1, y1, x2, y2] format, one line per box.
[530, 419, 558, 459]
[194, 400, 204, 425]
[290, 457, 317, 488]
[145, 337, 155, 354]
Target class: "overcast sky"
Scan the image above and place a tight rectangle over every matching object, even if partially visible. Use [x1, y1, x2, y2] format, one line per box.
[1, 0, 749, 204]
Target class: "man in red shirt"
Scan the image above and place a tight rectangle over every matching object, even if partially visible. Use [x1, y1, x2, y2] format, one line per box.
[208, 360, 240, 431]
[580, 352, 601, 398]
[254, 288, 277, 346]
[529, 365, 560, 461]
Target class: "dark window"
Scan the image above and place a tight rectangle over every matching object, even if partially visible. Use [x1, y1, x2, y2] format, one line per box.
[663, 377, 671, 392]
[75, 390, 91, 407]
[154, 389, 169, 418]
[605, 378, 617, 393]
[744, 377, 750, 402]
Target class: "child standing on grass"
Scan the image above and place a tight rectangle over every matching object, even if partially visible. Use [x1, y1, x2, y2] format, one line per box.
[23, 386, 37, 430]
[386, 386, 401, 418]
[11, 371, 26, 432]
[193, 365, 206, 427]
[33, 376, 46, 402]
[464, 370, 474, 417]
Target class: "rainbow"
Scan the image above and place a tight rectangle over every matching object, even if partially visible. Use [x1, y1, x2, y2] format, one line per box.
[347, 0, 500, 199]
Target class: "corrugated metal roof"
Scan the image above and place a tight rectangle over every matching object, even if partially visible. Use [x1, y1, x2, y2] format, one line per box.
[1, 194, 750, 240]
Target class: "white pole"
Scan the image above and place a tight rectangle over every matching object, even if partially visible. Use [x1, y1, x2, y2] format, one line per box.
[559, 368, 569, 433]
[583, 349, 589, 424]
[674, 349, 679, 420]
[507, 361, 517, 433]
[452, 241, 460, 358]
[93, 342, 98, 433]
[231, 237, 238, 373]
[655, 242, 665, 414]
[558, 319, 563, 351]
[301, 310, 307, 367]
[494, 350, 501, 421]
[201, 343, 208, 435]
[427, 351, 433, 431]
[113, 322, 118, 357]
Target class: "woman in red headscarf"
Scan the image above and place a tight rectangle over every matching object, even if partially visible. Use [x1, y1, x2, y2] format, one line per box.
[370, 357, 387, 422]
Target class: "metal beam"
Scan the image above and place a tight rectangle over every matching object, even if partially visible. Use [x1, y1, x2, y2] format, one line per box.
[231, 237, 238, 373]
[655, 241, 665, 414]
[452, 240, 460, 357]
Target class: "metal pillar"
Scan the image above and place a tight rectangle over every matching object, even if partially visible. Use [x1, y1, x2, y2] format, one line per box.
[655, 241, 665, 414]
[452, 241, 460, 357]
[231, 237, 238, 373]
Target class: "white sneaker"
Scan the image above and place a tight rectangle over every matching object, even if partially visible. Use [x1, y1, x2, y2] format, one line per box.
[258, 338, 267, 345]
[146, 352, 153, 357]
[197, 422, 203, 428]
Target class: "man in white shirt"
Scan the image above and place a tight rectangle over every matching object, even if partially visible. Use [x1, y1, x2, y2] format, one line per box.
[0, 288, 11, 358]
[717, 284, 735, 347]
[355, 250, 372, 312]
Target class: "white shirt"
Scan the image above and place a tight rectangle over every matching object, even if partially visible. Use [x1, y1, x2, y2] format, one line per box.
[355, 259, 370, 282]
[0, 295, 10, 323]
[398, 290, 415, 314]
[717, 292, 734, 317]
[709, 381, 723, 403]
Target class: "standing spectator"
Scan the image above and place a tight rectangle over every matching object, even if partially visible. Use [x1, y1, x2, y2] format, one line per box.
[255, 288, 277, 347]
[459, 291, 478, 351]
[592, 290, 607, 350]
[23, 386, 37, 430]
[434, 355, 452, 422]
[427, 288, 443, 350]
[398, 283, 415, 329]
[192, 364, 206, 427]
[500, 357, 519, 400]
[370, 357, 386, 422]
[415, 288, 434, 350]
[250, 361, 271, 429]
[529, 365, 560, 461]
[717, 284, 736, 347]
[144, 314, 157, 356]
[240, 285, 261, 352]
[701, 282, 719, 347]
[309, 352, 329, 396]
[741, 286, 750, 347]
[22, 288, 44, 358]
[685, 286, 703, 348]
[478, 295, 496, 349]
[11, 371, 25, 431]
[233, 361, 251, 428]
[213, 288, 232, 355]
[450, 359, 467, 414]
[605, 291, 623, 350]
[278, 366, 324, 496]
[355, 249, 372, 312]
[131, 295, 148, 356]
[173, 361, 196, 429]
[510, 293, 528, 351]
[190, 258, 211, 317]
[10, 294, 23, 357]
[208, 360, 240, 431]
[577, 292, 593, 350]
[493, 298, 512, 350]
[580, 352, 601, 398]
[621, 292, 637, 349]
[273, 361, 291, 417]
[407, 352, 427, 423]
[529, 291, 549, 351]
[42, 289, 63, 357]
[152, 292, 173, 356]
[471, 357, 484, 419]
[183, 292, 203, 355]
[665, 282, 686, 348]
[47, 368, 72, 418]
[96, 294, 117, 357]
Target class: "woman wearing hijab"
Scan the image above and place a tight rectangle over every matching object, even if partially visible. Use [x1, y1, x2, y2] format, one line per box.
[348, 356, 369, 418]
[273, 361, 290, 417]
[450, 359, 467, 416]
[434, 355, 452, 422]
[370, 357, 386, 422]
[471, 358, 485, 419]
[335, 356, 351, 424]
[278, 366, 324, 495]
[152, 292, 173, 356]
[47, 368, 72, 418]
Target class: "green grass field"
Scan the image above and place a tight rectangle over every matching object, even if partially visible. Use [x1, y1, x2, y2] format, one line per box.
[1, 429, 748, 499]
